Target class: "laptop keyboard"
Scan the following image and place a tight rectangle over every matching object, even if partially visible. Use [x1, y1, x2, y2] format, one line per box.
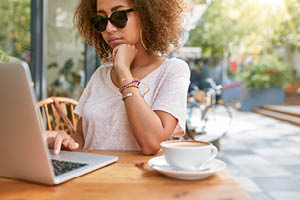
[51, 159, 88, 176]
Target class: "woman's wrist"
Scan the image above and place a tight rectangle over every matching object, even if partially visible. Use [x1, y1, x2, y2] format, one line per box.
[119, 74, 134, 83]
[119, 74, 134, 84]
[121, 85, 140, 94]
[114, 64, 131, 78]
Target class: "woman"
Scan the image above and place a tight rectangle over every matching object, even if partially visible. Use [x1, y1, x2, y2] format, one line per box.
[47, 0, 190, 155]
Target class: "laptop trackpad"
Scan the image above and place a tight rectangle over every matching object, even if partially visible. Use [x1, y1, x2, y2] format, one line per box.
[49, 150, 118, 176]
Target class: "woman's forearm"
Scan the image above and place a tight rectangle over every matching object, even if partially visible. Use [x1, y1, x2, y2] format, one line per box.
[122, 87, 176, 155]
[73, 119, 84, 149]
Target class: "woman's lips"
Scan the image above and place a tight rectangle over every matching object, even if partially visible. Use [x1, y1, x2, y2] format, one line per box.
[109, 38, 123, 45]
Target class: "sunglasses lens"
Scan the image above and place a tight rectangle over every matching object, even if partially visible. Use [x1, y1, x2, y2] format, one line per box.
[90, 16, 99, 25]
[90, 16, 107, 32]
[95, 19, 108, 32]
[90, 9, 132, 32]
[110, 11, 128, 28]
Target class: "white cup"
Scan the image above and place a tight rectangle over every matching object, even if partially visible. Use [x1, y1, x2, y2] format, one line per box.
[160, 140, 218, 171]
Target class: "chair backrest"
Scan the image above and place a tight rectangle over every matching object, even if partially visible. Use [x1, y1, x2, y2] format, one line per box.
[38, 97, 80, 135]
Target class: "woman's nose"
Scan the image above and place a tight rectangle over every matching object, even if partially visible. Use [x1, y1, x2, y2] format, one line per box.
[105, 20, 117, 32]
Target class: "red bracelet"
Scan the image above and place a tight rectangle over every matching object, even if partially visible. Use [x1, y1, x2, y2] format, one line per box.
[119, 80, 140, 92]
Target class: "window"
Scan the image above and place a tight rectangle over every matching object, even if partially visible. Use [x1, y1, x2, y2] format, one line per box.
[47, 0, 85, 100]
[0, 0, 31, 64]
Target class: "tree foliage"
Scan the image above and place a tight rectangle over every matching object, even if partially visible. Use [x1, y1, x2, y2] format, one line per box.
[240, 54, 291, 90]
[0, 0, 31, 61]
[0, 46, 10, 62]
[187, 0, 300, 63]
[273, 0, 300, 50]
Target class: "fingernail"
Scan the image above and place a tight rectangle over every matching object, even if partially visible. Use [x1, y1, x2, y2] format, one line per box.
[54, 149, 59, 154]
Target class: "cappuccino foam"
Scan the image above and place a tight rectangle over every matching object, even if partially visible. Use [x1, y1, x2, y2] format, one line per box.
[164, 142, 208, 148]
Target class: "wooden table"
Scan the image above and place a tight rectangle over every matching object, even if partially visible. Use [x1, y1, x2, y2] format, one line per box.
[0, 151, 252, 200]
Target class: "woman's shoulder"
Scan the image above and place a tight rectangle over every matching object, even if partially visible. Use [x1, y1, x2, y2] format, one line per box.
[86, 63, 112, 86]
[164, 57, 190, 74]
[95, 63, 113, 73]
[90, 63, 112, 78]
[166, 57, 187, 64]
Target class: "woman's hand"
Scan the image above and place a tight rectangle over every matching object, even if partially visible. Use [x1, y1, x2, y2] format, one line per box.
[112, 44, 137, 75]
[45, 131, 79, 155]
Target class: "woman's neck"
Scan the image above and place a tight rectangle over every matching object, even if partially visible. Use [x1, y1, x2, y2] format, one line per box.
[130, 44, 160, 69]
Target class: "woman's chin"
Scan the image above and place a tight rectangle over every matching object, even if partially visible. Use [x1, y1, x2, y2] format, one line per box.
[109, 40, 125, 48]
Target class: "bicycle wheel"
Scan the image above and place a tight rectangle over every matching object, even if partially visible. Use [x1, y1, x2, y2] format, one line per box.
[185, 101, 203, 140]
[193, 104, 232, 143]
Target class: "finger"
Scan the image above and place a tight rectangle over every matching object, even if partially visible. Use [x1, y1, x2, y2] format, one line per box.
[62, 138, 78, 149]
[47, 137, 55, 149]
[61, 137, 79, 150]
[53, 133, 65, 155]
[112, 50, 117, 64]
[62, 139, 70, 147]
[112, 45, 119, 58]
[67, 139, 79, 150]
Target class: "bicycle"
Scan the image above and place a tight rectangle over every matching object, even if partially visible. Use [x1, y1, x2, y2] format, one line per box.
[185, 78, 233, 149]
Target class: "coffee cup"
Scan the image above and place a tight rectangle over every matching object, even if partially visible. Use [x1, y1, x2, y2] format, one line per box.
[160, 140, 218, 171]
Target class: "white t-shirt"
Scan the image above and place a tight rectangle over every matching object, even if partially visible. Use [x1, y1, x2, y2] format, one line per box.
[74, 57, 190, 150]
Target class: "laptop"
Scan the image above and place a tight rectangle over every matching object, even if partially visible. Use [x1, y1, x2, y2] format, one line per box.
[0, 61, 118, 185]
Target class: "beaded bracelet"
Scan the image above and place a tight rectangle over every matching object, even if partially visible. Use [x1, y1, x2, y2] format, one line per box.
[119, 80, 141, 92]
[119, 78, 151, 96]
[120, 85, 139, 93]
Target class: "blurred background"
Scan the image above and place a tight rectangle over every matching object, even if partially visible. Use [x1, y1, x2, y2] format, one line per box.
[1, 1, 300, 199]
[0, 0, 300, 106]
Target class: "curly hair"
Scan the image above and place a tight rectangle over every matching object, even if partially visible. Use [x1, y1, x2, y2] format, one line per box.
[74, 0, 185, 63]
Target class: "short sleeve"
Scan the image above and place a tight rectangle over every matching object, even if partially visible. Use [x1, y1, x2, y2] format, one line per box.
[74, 68, 98, 116]
[152, 59, 190, 137]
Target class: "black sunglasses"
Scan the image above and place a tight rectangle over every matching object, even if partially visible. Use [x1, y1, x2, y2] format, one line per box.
[90, 8, 135, 32]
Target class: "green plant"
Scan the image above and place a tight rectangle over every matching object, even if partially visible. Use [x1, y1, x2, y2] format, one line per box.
[293, 76, 300, 83]
[0, 0, 30, 62]
[187, 0, 300, 66]
[0, 46, 9, 62]
[240, 54, 291, 90]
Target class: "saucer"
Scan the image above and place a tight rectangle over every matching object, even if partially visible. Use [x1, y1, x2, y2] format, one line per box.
[148, 156, 226, 180]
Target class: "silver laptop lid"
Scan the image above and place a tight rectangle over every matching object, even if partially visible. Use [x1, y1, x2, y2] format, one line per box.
[0, 62, 55, 184]
[0, 62, 118, 185]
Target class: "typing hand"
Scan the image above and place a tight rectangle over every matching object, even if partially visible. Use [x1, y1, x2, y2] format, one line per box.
[45, 131, 79, 155]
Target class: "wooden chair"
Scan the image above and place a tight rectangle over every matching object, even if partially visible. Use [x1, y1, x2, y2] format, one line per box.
[37, 97, 80, 135]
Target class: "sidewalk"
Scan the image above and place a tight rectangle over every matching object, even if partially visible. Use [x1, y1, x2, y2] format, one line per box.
[216, 108, 300, 200]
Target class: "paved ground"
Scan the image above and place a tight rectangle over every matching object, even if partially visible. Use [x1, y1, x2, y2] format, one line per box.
[215, 108, 300, 200]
